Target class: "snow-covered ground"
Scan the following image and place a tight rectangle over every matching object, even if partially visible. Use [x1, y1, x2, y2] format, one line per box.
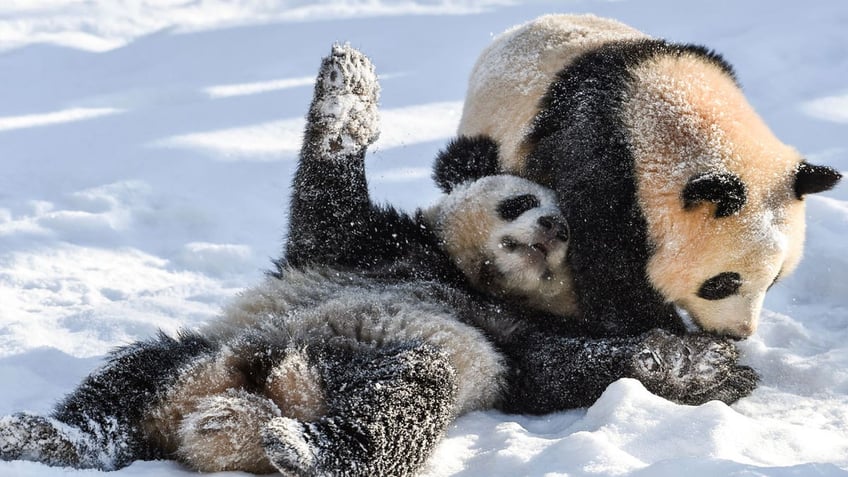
[1, 0, 846, 475]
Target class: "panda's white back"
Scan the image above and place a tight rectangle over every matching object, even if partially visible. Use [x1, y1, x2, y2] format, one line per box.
[458, 14, 647, 172]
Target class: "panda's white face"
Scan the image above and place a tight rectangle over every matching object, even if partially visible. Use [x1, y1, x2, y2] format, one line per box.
[425, 175, 577, 316]
[625, 53, 825, 338]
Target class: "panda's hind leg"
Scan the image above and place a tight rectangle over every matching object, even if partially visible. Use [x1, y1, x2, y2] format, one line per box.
[173, 348, 327, 474]
[262, 342, 458, 477]
[176, 389, 280, 474]
[0, 412, 93, 468]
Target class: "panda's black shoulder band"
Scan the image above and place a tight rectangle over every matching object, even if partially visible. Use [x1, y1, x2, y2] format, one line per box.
[433, 135, 501, 193]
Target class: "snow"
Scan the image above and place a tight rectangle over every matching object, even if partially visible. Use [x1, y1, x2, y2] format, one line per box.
[802, 94, 848, 124]
[0, 0, 846, 476]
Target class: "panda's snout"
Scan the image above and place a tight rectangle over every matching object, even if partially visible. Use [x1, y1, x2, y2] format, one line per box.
[537, 216, 569, 242]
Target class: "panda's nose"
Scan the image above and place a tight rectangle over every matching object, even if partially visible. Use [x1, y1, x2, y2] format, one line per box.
[538, 216, 569, 242]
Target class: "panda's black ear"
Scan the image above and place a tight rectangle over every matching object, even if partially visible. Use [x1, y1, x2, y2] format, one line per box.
[682, 171, 747, 218]
[794, 161, 841, 199]
[433, 135, 501, 193]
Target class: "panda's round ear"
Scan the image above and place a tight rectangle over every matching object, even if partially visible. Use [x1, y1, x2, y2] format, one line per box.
[682, 171, 747, 218]
[794, 161, 842, 199]
[433, 135, 501, 193]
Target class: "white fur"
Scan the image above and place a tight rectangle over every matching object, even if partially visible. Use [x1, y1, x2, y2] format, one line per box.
[457, 14, 646, 172]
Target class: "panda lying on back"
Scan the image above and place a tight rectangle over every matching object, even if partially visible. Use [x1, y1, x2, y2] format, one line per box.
[0, 45, 754, 476]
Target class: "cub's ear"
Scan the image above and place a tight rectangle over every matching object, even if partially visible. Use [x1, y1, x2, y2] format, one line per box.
[682, 171, 747, 218]
[433, 135, 500, 193]
[794, 161, 842, 199]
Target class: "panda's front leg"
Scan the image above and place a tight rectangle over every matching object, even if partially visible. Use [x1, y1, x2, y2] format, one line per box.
[499, 326, 757, 413]
[630, 329, 759, 405]
[284, 43, 381, 269]
[262, 342, 458, 477]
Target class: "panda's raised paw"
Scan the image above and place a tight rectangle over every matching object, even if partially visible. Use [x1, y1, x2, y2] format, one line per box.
[308, 43, 380, 159]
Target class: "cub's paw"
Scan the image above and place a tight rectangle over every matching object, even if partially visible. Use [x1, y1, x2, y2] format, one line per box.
[262, 417, 320, 477]
[631, 329, 758, 405]
[177, 389, 280, 474]
[309, 43, 380, 157]
[0, 413, 89, 468]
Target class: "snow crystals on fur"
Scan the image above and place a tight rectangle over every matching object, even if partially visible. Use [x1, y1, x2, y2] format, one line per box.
[310, 43, 381, 157]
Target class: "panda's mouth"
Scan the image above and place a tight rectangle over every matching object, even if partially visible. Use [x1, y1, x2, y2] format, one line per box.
[499, 236, 568, 279]
[530, 243, 549, 258]
[501, 237, 553, 262]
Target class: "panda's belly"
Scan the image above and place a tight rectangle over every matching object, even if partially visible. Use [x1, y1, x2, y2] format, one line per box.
[283, 288, 507, 414]
[218, 271, 507, 414]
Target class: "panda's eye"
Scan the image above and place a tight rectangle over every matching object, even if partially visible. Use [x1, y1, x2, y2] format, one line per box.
[697, 272, 742, 300]
[497, 194, 540, 221]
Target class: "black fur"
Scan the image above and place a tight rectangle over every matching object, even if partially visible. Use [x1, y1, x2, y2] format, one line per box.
[682, 172, 748, 218]
[794, 161, 842, 199]
[56, 332, 214, 465]
[278, 87, 464, 286]
[432, 135, 501, 193]
[698, 272, 743, 300]
[497, 194, 541, 221]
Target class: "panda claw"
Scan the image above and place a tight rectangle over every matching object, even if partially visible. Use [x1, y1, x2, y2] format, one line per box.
[308, 43, 380, 159]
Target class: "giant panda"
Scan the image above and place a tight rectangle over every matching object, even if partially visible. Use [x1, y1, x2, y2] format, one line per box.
[0, 45, 755, 476]
[451, 14, 842, 339]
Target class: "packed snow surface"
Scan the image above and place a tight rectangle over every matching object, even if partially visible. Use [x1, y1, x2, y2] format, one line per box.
[1, 0, 847, 476]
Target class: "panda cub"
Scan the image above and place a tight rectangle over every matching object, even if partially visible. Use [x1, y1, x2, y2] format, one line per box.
[0, 44, 570, 475]
[0, 45, 752, 476]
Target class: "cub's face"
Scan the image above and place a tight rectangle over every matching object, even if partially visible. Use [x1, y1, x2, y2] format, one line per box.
[425, 175, 577, 316]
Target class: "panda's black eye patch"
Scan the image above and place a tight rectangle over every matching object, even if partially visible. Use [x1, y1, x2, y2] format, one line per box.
[697, 272, 742, 300]
[497, 194, 540, 221]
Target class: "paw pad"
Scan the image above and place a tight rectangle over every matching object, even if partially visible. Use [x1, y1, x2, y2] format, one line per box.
[311, 43, 381, 157]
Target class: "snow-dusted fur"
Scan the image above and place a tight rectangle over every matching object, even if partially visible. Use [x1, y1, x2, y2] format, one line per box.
[1, 44, 758, 476]
[453, 14, 842, 338]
